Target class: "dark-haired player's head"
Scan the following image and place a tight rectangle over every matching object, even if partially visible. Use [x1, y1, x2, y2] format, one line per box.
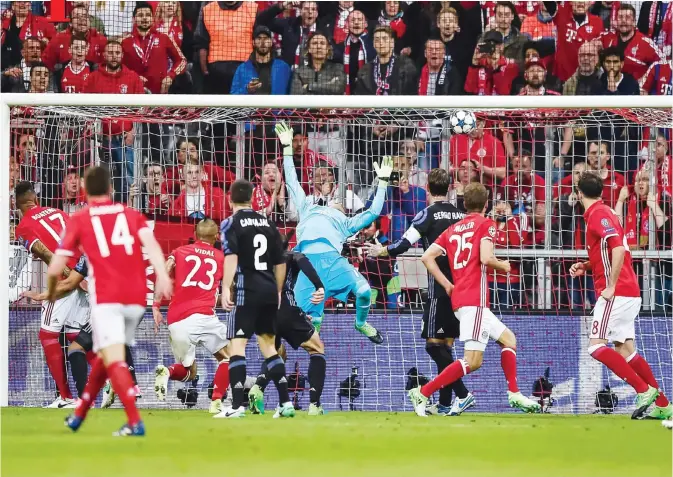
[84, 166, 112, 198]
[463, 182, 489, 213]
[195, 218, 219, 246]
[427, 168, 451, 197]
[14, 181, 37, 214]
[280, 230, 295, 251]
[230, 179, 253, 206]
[577, 171, 604, 200]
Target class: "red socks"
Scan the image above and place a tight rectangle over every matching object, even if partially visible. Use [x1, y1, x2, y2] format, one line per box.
[501, 348, 519, 393]
[628, 353, 669, 407]
[168, 364, 190, 382]
[211, 361, 230, 401]
[107, 361, 141, 426]
[590, 345, 648, 393]
[421, 359, 470, 398]
[39, 329, 72, 400]
[74, 356, 107, 420]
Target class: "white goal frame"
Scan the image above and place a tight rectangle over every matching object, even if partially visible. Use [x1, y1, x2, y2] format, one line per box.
[1, 93, 670, 407]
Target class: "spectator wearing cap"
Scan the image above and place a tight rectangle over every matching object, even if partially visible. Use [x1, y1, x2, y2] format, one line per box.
[543, 1, 604, 83]
[195, 1, 257, 94]
[517, 57, 560, 95]
[520, 2, 556, 42]
[640, 60, 673, 96]
[464, 30, 519, 95]
[599, 46, 639, 95]
[41, 5, 106, 72]
[232, 25, 292, 95]
[1, 1, 55, 68]
[484, 1, 527, 61]
[59, 35, 91, 93]
[418, 37, 463, 95]
[563, 41, 603, 95]
[638, 2, 671, 60]
[601, 4, 663, 81]
[83, 41, 144, 202]
[291, 32, 346, 95]
[1, 36, 43, 92]
[121, 3, 186, 94]
[355, 25, 417, 95]
[257, 1, 325, 69]
[333, 9, 374, 95]
[509, 40, 560, 94]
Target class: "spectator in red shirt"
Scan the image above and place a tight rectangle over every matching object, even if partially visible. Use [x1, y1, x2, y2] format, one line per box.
[449, 119, 507, 187]
[498, 152, 545, 216]
[640, 60, 672, 95]
[1, 1, 55, 67]
[169, 161, 227, 222]
[652, 132, 672, 198]
[164, 137, 234, 196]
[56, 165, 86, 215]
[129, 163, 171, 215]
[42, 5, 106, 72]
[59, 35, 91, 93]
[121, 3, 186, 94]
[601, 4, 663, 81]
[586, 140, 625, 208]
[488, 200, 524, 309]
[464, 30, 519, 95]
[251, 161, 296, 222]
[154, 1, 183, 49]
[83, 40, 144, 202]
[544, 1, 604, 82]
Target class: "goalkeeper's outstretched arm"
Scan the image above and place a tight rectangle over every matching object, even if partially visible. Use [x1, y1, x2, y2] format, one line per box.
[346, 156, 392, 235]
[275, 122, 307, 216]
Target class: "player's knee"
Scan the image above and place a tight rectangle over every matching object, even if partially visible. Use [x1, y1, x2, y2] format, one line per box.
[303, 334, 324, 354]
[355, 283, 371, 302]
[188, 362, 198, 380]
[498, 329, 516, 351]
[464, 353, 483, 371]
[68, 341, 85, 352]
[587, 342, 606, 356]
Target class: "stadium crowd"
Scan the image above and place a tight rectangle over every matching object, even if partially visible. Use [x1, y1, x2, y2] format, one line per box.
[4, 1, 672, 312]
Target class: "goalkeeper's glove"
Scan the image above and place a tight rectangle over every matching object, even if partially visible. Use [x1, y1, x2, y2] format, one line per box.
[274, 121, 294, 156]
[373, 156, 394, 186]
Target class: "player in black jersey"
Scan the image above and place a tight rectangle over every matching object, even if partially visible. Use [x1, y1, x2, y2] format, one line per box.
[217, 179, 293, 419]
[248, 233, 328, 416]
[364, 169, 475, 416]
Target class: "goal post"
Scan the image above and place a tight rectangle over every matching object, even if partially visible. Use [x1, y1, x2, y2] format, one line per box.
[1, 94, 671, 411]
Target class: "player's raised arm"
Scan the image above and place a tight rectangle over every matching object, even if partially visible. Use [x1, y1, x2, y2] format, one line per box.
[346, 156, 392, 235]
[421, 241, 454, 297]
[367, 223, 420, 258]
[480, 233, 511, 273]
[275, 121, 307, 216]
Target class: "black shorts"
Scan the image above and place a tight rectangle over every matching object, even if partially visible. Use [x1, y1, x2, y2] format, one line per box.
[74, 322, 93, 352]
[275, 304, 315, 350]
[227, 304, 277, 340]
[421, 295, 459, 340]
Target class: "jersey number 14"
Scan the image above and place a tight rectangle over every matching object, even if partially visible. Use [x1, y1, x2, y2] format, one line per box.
[92, 214, 135, 258]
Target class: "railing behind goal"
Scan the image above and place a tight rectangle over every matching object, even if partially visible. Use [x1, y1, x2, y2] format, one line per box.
[2, 95, 671, 413]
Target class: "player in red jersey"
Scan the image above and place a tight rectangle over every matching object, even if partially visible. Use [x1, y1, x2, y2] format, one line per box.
[408, 183, 541, 416]
[14, 181, 91, 409]
[152, 219, 231, 415]
[51, 166, 172, 437]
[569, 172, 670, 420]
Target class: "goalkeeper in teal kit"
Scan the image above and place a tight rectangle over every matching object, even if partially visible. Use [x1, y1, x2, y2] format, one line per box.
[274, 122, 391, 344]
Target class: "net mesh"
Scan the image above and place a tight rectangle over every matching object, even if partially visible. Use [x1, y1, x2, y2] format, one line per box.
[7, 104, 673, 413]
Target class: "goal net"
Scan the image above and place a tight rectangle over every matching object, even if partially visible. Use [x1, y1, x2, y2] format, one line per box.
[3, 95, 671, 414]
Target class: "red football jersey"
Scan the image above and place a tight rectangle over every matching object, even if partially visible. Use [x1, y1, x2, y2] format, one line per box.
[641, 61, 673, 96]
[583, 201, 640, 298]
[601, 31, 663, 80]
[435, 213, 497, 309]
[16, 205, 79, 270]
[166, 241, 224, 325]
[56, 198, 150, 306]
[60, 62, 90, 93]
[552, 3, 604, 82]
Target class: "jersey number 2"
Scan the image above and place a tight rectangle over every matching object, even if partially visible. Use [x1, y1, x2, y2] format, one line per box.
[449, 232, 474, 270]
[253, 234, 268, 271]
[92, 214, 134, 258]
[182, 255, 217, 290]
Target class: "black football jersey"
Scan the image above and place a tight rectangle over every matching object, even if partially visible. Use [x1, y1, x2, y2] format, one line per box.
[411, 201, 465, 297]
[221, 208, 284, 306]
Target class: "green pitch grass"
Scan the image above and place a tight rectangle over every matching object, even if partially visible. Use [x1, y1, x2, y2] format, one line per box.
[2, 408, 671, 477]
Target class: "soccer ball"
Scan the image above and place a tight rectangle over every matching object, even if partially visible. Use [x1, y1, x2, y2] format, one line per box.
[449, 110, 477, 135]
